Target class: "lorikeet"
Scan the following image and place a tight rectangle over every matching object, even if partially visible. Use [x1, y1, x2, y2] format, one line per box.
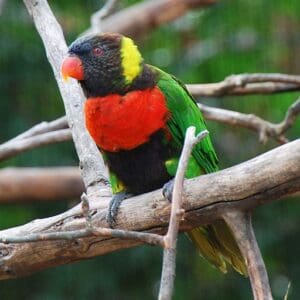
[62, 33, 247, 275]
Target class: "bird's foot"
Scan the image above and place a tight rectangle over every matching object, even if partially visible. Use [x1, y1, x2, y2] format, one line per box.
[162, 179, 174, 203]
[106, 191, 133, 228]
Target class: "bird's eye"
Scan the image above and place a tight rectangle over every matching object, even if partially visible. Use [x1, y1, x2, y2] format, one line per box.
[93, 47, 103, 56]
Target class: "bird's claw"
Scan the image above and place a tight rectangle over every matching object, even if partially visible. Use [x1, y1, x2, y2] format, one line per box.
[106, 191, 132, 228]
[162, 179, 174, 203]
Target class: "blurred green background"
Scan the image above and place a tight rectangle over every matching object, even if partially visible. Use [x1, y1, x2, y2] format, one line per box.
[0, 0, 299, 299]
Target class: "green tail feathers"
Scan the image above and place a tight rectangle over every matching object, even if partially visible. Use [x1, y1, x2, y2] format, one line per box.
[154, 67, 247, 275]
[188, 220, 248, 276]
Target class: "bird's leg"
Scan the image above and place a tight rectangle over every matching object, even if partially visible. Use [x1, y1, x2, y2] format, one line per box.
[162, 179, 175, 203]
[106, 191, 133, 228]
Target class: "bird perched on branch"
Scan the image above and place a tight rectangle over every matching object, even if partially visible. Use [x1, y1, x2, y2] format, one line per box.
[61, 33, 247, 275]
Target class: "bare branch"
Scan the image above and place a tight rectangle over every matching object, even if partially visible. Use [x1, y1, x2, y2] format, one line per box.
[8, 116, 68, 142]
[198, 98, 300, 144]
[85, 0, 217, 37]
[187, 73, 300, 97]
[90, 0, 118, 33]
[0, 219, 164, 247]
[223, 211, 273, 300]
[23, 0, 107, 192]
[277, 98, 300, 134]
[0, 167, 84, 203]
[0, 0, 5, 15]
[0, 140, 298, 279]
[0, 97, 297, 163]
[0, 129, 71, 161]
[159, 128, 208, 300]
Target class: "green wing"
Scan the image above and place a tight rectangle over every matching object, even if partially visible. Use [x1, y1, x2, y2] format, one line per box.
[154, 66, 218, 174]
[153, 66, 247, 276]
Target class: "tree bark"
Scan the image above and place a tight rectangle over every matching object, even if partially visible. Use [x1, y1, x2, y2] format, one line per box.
[0, 139, 299, 280]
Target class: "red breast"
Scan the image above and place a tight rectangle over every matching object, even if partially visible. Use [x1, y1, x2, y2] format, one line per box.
[84, 87, 170, 152]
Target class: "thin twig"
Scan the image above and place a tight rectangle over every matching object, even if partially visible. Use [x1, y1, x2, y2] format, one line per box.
[8, 116, 68, 143]
[0, 129, 71, 161]
[187, 73, 300, 97]
[223, 211, 273, 300]
[90, 0, 119, 33]
[84, 0, 217, 37]
[276, 98, 300, 135]
[0, 97, 298, 163]
[198, 98, 300, 144]
[0, 194, 164, 246]
[0, 227, 164, 246]
[0, 0, 5, 15]
[158, 127, 208, 300]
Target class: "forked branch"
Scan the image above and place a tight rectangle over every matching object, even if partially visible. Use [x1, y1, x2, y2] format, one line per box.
[1, 98, 298, 162]
[0, 140, 299, 280]
[187, 73, 300, 96]
[159, 128, 208, 300]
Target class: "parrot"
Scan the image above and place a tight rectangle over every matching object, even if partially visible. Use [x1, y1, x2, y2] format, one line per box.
[61, 33, 247, 275]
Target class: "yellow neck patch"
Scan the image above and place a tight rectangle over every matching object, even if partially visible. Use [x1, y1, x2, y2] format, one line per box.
[120, 36, 142, 84]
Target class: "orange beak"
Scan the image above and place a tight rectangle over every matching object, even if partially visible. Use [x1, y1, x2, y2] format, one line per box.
[61, 56, 84, 81]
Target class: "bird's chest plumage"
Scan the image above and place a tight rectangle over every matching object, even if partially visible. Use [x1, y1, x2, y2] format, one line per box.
[84, 87, 169, 152]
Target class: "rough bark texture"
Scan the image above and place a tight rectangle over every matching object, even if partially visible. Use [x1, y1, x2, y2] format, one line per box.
[0, 140, 299, 280]
[23, 0, 107, 193]
[224, 212, 273, 300]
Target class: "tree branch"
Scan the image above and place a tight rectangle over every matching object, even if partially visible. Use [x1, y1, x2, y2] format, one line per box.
[8, 116, 67, 142]
[0, 140, 298, 280]
[1, 97, 298, 164]
[223, 211, 273, 300]
[187, 73, 300, 97]
[198, 98, 300, 144]
[23, 0, 107, 193]
[90, 0, 119, 33]
[0, 129, 71, 161]
[85, 0, 217, 37]
[159, 128, 208, 300]
[0, 167, 84, 203]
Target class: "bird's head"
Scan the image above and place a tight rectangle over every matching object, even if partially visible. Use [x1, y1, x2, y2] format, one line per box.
[61, 33, 143, 96]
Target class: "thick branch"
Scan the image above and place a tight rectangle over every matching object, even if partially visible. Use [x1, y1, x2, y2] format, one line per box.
[23, 0, 107, 192]
[0, 167, 84, 203]
[0, 140, 299, 280]
[85, 0, 217, 37]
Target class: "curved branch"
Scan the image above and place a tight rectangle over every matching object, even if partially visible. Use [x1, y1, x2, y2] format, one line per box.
[8, 116, 67, 142]
[0, 129, 71, 161]
[0, 139, 299, 280]
[1, 98, 298, 164]
[91, 0, 118, 32]
[187, 74, 300, 97]
[85, 0, 217, 37]
[198, 98, 300, 144]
